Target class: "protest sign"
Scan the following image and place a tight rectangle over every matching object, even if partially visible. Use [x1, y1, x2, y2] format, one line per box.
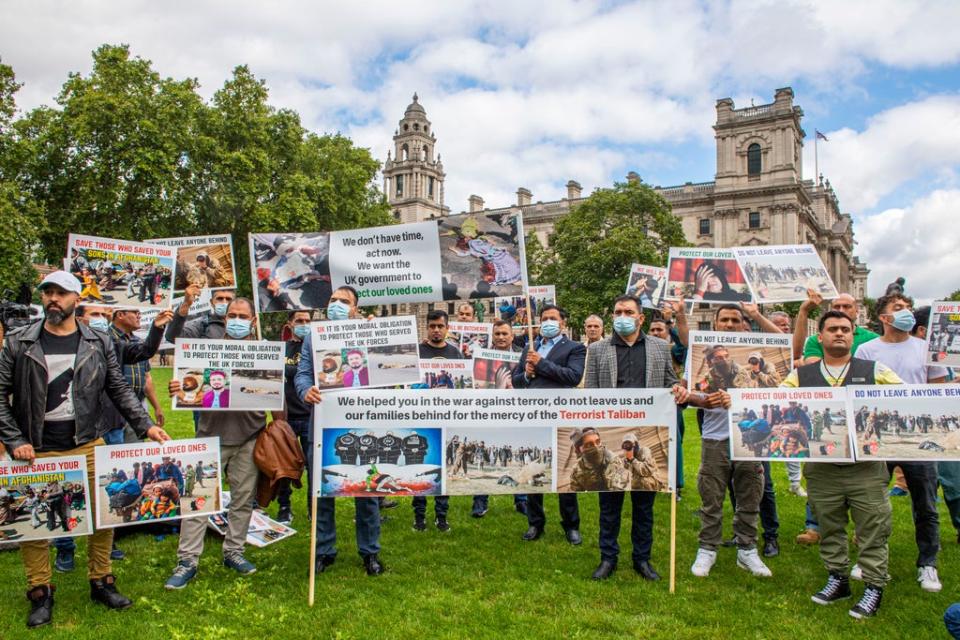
[626, 264, 668, 308]
[208, 491, 296, 547]
[728, 388, 854, 462]
[732, 244, 837, 303]
[665, 247, 751, 303]
[0, 456, 92, 542]
[417, 358, 473, 389]
[495, 285, 556, 327]
[926, 301, 960, 367]
[249, 232, 332, 313]
[93, 438, 222, 529]
[686, 331, 792, 392]
[472, 347, 521, 389]
[172, 339, 285, 411]
[314, 388, 676, 498]
[448, 321, 492, 358]
[66, 234, 175, 309]
[147, 234, 237, 296]
[847, 384, 960, 461]
[309, 316, 419, 391]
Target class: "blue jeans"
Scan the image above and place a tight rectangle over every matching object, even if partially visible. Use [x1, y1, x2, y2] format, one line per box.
[315, 497, 380, 558]
[945, 604, 960, 639]
[413, 496, 449, 518]
[102, 427, 126, 445]
[277, 418, 312, 510]
[54, 537, 75, 552]
[805, 503, 819, 531]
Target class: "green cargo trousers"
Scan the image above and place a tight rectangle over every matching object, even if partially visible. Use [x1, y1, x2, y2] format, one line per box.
[697, 438, 763, 551]
[804, 461, 892, 587]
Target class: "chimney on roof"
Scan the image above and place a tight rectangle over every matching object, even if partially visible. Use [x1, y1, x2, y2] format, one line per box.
[516, 188, 532, 207]
[468, 195, 485, 212]
[566, 180, 582, 200]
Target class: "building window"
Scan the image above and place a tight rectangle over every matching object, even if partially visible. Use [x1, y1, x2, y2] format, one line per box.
[747, 143, 761, 176]
[698, 321, 711, 331]
[390, 304, 398, 316]
[749, 211, 760, 228]
[428, 176, 435, 198]
[447, 302, 455, 314]
[395, 175, 404, 197]
[699, 218, 711, 235]
[401, 144, 409, 161]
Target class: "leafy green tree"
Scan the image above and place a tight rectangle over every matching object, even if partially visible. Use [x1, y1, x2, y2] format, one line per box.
[537, 179, 688, 329]
[948, 290, 960, 302]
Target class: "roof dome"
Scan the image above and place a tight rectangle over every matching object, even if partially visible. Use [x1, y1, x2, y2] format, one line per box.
[405, 92, 425, 115]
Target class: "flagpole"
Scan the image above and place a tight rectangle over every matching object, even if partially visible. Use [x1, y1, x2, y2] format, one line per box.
[814, 134, 819, 186]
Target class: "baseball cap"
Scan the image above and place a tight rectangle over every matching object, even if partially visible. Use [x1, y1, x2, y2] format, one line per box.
[38, 271, 82, 294]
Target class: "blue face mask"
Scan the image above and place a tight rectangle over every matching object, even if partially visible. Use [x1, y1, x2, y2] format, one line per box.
[326, 301, 351, 321]
[540, 319, 561, 339]
[890, 308, 916, 333]
[613, 316, 637, 336]
[88, 317, 110, 332]
[226, 318, 253, 339]
[213, 303, 229, 317]
[292, 324, 310, 339]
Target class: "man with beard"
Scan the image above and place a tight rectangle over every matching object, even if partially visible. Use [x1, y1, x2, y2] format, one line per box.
[0, 272, 169, 628]
[780, 310, 902, 619]
[582, 294, 687, 581]
[342, 350, 369, 388]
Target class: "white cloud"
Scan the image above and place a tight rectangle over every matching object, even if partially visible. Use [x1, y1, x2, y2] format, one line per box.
[855, 189, 960, 301]
[804, 95, 960, 212]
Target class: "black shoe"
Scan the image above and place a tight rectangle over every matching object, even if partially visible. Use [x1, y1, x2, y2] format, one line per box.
[634, 560, 661, 582]
[811, 572, 852, 605]
[90, 574, 132, 610]
[515, 502, 528, 516]
[435, 517, 451, 532]
[522, 526, 544, 541]
[315, 555, 335, 574]
[380, 499, 398, 510]
[565, 529, 583, 546]
[763, 539, 780, 558]
[849, 584, 883, 619]
[26, 585, 54, 628]
[276, 506, 293, 524]
[412, 517, 426, 532]
[675, 489, 682, 502]
[471, 507, 488, 518]
[591, 560, 617, 581]
[363, 553, 385, 576]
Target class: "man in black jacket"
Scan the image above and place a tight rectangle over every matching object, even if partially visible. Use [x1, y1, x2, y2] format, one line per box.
[512, 304, 585, 545]
[0, 271, 169, 628]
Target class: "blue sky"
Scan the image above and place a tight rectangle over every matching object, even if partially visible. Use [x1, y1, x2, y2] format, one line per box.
[2, 0, 959, 299]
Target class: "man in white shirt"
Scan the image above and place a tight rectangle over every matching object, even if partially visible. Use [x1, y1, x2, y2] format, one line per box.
[855, 292, 948, 593]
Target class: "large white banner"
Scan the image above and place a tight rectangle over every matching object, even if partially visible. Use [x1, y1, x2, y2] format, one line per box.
[172, 339, 285, 411]
[314, 388, 677, 498]
[309, 316, 420, 391]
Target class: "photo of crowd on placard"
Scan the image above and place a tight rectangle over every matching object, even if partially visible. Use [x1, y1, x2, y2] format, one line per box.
[250, 232, 332, 312]
[68, 247, 174, 309]
[734, 246, 838, 303]
[556, 426, 670, 493]
[444, 427, 554, 495]
[731, 400, 852, 461]
[319, 428, 443, 497]
[853, 401, 960, 461]
[437, 212, 524, 301]
[0, 467, 91, 542]
[926, 303, 960, 367]
[416, 360, 473, 389]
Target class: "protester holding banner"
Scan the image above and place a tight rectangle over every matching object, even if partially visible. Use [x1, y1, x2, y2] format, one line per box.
[164, 297, 269, 589]
[799, 293, 878, 364]
[513, 304, 585, 545]
[0, 271, 170, 628]
[164, 284, 236, 343]
[582, 294, 687, 581]
[414, 310, 461, 528]
[490, 318, 530, 515]
[854, 292, 948, 593]
[687, 304, 780, 579]
[295, 286, 385, 576]
[779, 310, 902, 619]
[275, 310, 314, 525]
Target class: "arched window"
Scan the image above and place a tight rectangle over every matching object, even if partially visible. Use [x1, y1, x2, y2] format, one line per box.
[401, 144, 409, 161]
[422, 145, 429, 160]
[747, 143, 761, 176]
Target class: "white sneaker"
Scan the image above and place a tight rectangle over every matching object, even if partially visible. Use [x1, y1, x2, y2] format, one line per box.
[850, 564, 862, 581]
[691, 548, 717, 577]
[789, 483, 807, 498]
[918, 566, 942, 592]
[737, 548, 772, 577]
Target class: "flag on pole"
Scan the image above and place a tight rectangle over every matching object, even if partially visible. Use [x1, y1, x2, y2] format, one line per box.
[815, 130, 829, 141]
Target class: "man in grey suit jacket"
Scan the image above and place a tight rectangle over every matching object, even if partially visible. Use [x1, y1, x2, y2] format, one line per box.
[583, 294, 689, 581]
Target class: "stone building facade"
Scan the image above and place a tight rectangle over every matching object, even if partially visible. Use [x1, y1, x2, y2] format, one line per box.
[384, 88, 869, 327]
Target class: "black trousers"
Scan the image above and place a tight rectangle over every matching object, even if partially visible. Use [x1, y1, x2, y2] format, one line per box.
[413, 495, 449, 518]
[526, 493, 579, 531]
[598, 491, 655, 563]
[889, 461, 940, 567]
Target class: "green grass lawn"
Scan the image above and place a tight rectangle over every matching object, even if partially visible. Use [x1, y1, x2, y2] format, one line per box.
[0, 366, 956, 639]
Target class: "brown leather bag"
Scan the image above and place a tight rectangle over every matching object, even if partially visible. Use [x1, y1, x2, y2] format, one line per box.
[253, 419, 306, 508]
